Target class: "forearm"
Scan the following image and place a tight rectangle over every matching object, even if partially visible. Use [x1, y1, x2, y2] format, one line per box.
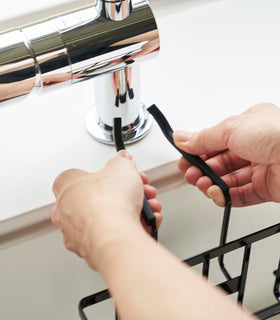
[95, 226, 257, 320]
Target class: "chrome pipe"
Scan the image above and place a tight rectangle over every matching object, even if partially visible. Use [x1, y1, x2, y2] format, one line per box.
[0, 0, 159, 143]
[86, 64, 153, 143]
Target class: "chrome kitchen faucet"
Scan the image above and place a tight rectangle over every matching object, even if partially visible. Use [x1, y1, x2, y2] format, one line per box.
[0, 0, 160, 144]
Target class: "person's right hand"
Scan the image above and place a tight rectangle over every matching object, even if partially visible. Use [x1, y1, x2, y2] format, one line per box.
[173, 103, 280, 207]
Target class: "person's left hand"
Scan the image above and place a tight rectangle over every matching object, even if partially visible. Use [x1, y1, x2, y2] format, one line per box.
[51, 150, 162, 270]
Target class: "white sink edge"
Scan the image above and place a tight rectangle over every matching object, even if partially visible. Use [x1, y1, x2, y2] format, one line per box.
[0, 160, 185, 249]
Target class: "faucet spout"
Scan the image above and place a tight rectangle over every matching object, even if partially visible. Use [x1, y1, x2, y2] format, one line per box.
[0, 0, 159, 144]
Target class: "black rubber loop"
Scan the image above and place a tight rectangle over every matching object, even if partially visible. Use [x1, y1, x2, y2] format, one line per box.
[147, 105, 231, 205]
[113, 118, 125, 152]
[147, 104, 232, 279]
[113, 118, 157, 238]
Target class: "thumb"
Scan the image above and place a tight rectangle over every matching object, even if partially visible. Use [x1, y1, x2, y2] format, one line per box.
[116, 150, 133, 160]
[173, 119, 236, 155]
[106, 150, 137, 171]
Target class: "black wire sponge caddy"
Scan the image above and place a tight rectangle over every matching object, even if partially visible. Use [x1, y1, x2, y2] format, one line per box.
[78, 105, 280, 320]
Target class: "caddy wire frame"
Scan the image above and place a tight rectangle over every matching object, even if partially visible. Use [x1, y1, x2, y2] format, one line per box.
[78, 214, 280, 320]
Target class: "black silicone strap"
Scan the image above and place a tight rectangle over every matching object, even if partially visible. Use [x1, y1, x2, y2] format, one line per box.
[147, 104, 232, 279]
[113, 118, 157, 239]
[147, 104, 231, 206]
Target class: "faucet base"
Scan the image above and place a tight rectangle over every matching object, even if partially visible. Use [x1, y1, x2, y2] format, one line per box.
[85, 104, 153, 145]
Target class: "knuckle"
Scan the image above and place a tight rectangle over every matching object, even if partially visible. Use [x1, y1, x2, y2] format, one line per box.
[186, 132, 199, 151]
[221, 115, 241, 145]
[51, 206, 60, 226]
[221, 152, 235, 173]
[223, 115, 239, 132]
[237, 188, 246, 206]
[63, 236, 73, 251]
[53, 169, 87, 195]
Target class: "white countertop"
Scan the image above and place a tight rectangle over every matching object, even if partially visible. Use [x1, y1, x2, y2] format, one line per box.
[1, 0, 280, 223]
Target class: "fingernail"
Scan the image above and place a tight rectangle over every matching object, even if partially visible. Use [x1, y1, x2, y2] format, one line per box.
[173, 130, 192, 143]
[117, 150, 132, 160]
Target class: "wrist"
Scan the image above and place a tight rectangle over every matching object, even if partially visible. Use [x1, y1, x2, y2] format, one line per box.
[83, 208, 146, 270]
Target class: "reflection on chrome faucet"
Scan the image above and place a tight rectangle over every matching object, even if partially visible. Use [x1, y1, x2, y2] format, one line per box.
[104, 0, 131, 21]
[112, 67, 134, 108]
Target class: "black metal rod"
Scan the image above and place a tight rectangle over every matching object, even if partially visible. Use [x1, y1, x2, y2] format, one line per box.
[78, 289, 111, 320]
[254, 303, 280, 320]
[237, 244, 251, 303]
[218, 276, 241, 295]
[185, 223, 280, 266]
[202, 255, 210, 278]
[274, 258, 280, 302]
[218, 203, 232, 280]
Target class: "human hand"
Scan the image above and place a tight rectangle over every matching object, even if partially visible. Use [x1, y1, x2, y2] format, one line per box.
[51, 150, 162, 270]
[173, 103, 280, 207]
